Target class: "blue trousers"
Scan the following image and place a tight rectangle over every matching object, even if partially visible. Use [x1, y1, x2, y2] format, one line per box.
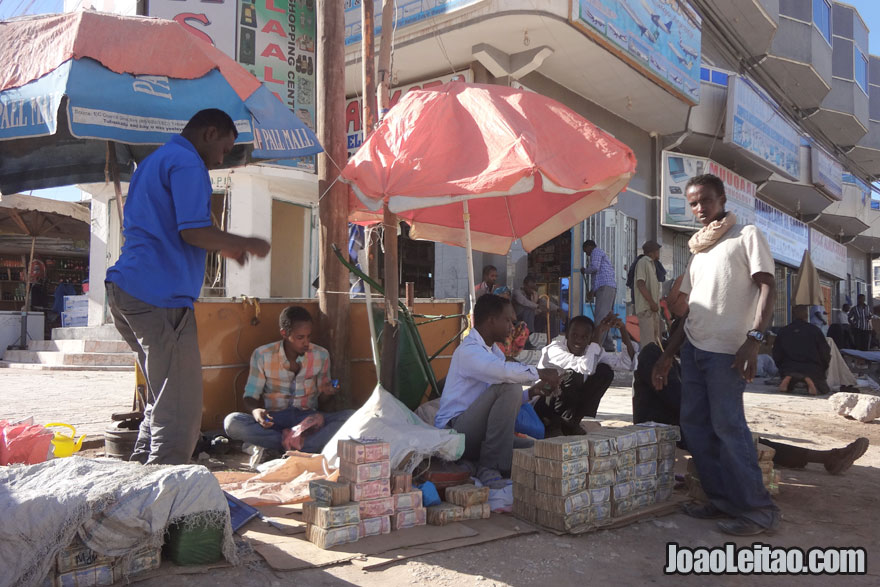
[224, 407, 355, 454]
[680, 341, 779, 528]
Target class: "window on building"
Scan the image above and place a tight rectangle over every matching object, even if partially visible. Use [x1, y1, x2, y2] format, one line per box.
[700, 65, 730, 87]
[813, 0, 832, 44]
[855, 49, 868, 93]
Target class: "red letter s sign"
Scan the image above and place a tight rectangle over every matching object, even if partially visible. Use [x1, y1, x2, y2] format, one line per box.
[173, 13, 215, 46]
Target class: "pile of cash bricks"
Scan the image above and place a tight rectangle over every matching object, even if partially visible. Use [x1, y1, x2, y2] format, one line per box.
[304, 439, 425, 549]
[512, 423, 681, 533]
[684, 433, 781, 500]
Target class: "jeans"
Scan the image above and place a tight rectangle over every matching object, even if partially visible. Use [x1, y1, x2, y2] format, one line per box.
[224, 407, 355, 454]
[107, 282, 203, 465]
[679, 341, 779, 528]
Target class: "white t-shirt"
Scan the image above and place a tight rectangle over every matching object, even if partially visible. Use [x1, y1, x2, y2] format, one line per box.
[680, 224, 774, 355]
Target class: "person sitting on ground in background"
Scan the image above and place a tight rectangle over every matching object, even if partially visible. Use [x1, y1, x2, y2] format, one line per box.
[512, 274, 563, 335]
[633, 240, 663, 348]
[224, 306, 355, 468]
[494, 286, 529, 358]
[773, 305, 831, 396]
[848, 294, 874, 351]
[475, 265, 498, 300]
[434, 294, 559, 487]
[537, 313, 636, 436]
[828, 303, 854, 350]
[634, 282, 869, 475]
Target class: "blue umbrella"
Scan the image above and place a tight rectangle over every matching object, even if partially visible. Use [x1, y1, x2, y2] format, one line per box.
[0, 11, 323, 194]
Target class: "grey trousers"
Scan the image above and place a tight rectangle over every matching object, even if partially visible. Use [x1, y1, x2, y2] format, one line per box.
[593, 286, 617, 347]
[107, 282, 203, 465]
[451, 382, 523, 473]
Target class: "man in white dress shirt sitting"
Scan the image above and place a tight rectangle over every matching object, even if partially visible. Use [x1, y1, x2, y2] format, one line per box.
[537, 313, 636, 436]
[435, 294, 560, 487]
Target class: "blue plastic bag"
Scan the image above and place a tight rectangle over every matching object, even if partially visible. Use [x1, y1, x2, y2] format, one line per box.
[515, 402, 545, 439]
[415, 480, 441, 506]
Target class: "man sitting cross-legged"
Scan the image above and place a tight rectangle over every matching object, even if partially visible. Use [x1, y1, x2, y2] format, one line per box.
[224, 306, 355, 467]
[435, 294, 559, 488]
[536, 313, 636, 436]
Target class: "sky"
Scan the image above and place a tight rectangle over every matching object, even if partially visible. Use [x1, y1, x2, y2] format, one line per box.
[1, 0, 879, 201]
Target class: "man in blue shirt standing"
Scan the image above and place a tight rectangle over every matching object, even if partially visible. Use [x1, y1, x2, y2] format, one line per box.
[106, 109, 271, 465]
[581, 239, 617, 350]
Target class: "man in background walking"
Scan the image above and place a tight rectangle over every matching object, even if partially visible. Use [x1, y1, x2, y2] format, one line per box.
[848, 294, 873, 351]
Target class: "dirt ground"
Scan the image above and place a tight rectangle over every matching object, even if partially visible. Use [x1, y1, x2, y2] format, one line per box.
[3, 369, 879, 585]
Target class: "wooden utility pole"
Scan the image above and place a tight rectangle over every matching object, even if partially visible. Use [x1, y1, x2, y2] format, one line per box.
[362, 0, 380, 281]
[317, 0, 351, 402]
[377, 0, 398, 395]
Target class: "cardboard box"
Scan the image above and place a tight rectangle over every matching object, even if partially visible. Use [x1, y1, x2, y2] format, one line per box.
[391, 507, 427, 530]
[306, 524, 360, 549]
[56, 538, 113, 574]
[534, 489, 591, 515]
[512, 447, 535, 471]
[338, 439, 391, 464]
[461, 502, 491, 520]
[534, 473, 586, 496]
[358, 515, 391, 538]
[445, 484, 489, 507]
[302, 501, 360, 528]
[392, 490, 423, 511]
[535, 456, 589, 478]
[585, 470, 615, 489]
[55, 545, 160, 587]
[426, 502, 463, 525]
[533, 436, 591, 461]
[358, 496, 394, 519]
[309, 480, 351, 506]
[390, 469, 412, 494]
[339, 459, 391, 483]
[350, 479, 391, 501]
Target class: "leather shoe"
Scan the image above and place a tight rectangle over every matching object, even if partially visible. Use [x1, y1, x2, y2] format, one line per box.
[681, 502, 729, 519]
[825, 437, 869, 475]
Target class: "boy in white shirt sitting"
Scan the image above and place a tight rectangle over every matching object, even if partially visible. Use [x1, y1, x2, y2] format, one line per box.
[537, 313, 636, 435]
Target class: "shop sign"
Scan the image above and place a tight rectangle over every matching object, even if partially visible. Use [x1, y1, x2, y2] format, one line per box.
[754, 199, 808, 267]
[570, 0, 702, 104]
[237, 0, 318, 172]
[148, 0, 238, 59]
[810, 228, 847, 279]
[345, 0, 484, 45]
[661, 151, 755, 230]
[724, 76, 800, 181]
[810, 144, 843, 201]
[345, 70, 472, 158]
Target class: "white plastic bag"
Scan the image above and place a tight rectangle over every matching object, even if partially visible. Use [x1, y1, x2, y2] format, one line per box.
[322, 386, 465, 472]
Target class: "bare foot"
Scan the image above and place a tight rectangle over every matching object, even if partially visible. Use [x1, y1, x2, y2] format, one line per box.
[778, 376, 792, 393]
[805, 378, 819, 396]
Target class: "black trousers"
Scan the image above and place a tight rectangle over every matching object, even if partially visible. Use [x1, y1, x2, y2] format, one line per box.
[632, 343, 682, 428]
[535, 364, 614, 430]
[854, 329, 872, 351]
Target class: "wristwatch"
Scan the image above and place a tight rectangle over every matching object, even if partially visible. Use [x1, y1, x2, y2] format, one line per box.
[746, 329, 765, 343]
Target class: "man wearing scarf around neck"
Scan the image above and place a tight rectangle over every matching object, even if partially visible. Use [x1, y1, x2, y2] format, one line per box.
[651, 174, 780, 536]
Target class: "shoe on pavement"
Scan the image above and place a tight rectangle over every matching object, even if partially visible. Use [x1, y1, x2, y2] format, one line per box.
[718, 516, 778, 536]
[825, 437, 870, 475]
[681, 502, 729, 519]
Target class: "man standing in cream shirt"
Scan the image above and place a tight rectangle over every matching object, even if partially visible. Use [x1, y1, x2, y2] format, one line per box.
[652, 174, 780, 537]
[633, 240, 663, 347]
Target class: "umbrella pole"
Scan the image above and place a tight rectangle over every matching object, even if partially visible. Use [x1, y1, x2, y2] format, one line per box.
[108, 142, 125, 246]
[380, 204, 399, 394]
[19, 235, 36, 349]
[463, 200, 476, 313]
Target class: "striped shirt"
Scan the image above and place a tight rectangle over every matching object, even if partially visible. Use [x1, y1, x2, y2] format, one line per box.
[848, 304, 874, 331]
[584, 247, 616, 291]
[243, 340, 331, 411]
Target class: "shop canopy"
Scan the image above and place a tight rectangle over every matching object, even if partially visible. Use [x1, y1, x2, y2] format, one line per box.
[0, 10, 323, 194]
